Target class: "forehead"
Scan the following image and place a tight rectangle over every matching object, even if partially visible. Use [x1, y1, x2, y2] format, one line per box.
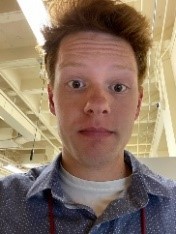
[57, 31, 137, 72]
[60, 31, 134, 54]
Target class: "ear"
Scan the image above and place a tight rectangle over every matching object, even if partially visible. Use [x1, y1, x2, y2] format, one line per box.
[134, 86, 143, 120]
[47, 84, 56, 116]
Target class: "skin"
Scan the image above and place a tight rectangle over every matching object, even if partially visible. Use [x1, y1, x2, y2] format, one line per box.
[48, 31, 143, 181]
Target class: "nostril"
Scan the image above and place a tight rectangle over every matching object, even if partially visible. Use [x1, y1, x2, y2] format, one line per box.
[87, 109, 94, 114]
[84, 106, 109, 115]
[102, 110, 108, 114]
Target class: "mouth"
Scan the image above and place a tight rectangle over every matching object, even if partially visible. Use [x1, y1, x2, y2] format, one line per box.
[79, 127, 114, 138]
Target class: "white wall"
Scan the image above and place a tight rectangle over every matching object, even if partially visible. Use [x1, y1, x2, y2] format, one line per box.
[139, 158, 176, 180]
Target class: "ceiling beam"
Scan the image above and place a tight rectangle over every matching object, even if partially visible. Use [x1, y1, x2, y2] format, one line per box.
[0, 47, 37, 63]
[21, 78, 47, 94]
[0, 58, 38, 70]
[0, 11, 24, 24]
[0, 89, 41, 141]
[0, 70, 61, 146]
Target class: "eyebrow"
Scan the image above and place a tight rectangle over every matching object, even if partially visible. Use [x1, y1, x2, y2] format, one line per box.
[111, 64, 136, 72]
[58, 61, 136, 73]
[58, 62, 86, 69]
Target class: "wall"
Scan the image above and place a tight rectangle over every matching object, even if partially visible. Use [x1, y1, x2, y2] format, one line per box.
[139, 157, 176, 180]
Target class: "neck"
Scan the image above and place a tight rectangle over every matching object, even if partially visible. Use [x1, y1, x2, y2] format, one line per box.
[61, 151, 132, 182]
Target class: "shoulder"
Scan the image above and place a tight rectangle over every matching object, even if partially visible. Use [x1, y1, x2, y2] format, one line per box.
[143, 168, 176, 196]
[136, 158, 176, 201]
[0, 165, 47, 198]
[125, 151, 176, 198]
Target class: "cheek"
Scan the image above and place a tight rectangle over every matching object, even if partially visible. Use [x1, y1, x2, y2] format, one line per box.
[115, 95, 138, 114]
[54, 97, 79, 128]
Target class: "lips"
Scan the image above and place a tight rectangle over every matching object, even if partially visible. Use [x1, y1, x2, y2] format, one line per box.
[79, 127, 114, 137]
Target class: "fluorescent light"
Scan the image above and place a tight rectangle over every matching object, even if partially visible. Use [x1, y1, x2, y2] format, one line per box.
[17, 0, 51, 45]
[4, 164, 24, 174]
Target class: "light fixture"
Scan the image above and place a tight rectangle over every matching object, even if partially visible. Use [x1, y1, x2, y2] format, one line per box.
[17, 0, 51, 45]
[3, 164, 24, 174]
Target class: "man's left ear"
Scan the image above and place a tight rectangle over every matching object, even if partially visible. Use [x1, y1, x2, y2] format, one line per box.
[135, 86, 143, 120]
[47, 84, 56, 116]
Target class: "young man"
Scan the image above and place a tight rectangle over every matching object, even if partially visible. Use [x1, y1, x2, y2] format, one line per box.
[0, 0, 176, 233]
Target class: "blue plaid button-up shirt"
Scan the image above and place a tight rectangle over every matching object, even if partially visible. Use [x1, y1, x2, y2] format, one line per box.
[0, 151, 176, 234]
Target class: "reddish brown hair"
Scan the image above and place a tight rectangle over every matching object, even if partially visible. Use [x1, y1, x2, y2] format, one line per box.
[42, 0, 152, 86]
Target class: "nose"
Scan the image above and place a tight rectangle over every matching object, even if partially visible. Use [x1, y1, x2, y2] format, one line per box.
[84, 87, 111, 115]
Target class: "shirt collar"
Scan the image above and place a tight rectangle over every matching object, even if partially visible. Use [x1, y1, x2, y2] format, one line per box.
[26, 155, 64, 200]
[26, 151, 172, 201]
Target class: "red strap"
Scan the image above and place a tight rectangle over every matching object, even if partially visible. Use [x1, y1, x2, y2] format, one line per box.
[48, 191, 55, 234]
[141, 208, 146, 234]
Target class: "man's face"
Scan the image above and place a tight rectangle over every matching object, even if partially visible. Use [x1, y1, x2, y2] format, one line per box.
[48, 31, 143, 170]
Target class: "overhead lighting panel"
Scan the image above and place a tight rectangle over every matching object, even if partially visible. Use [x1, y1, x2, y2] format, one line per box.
[17, 0, 51, 45]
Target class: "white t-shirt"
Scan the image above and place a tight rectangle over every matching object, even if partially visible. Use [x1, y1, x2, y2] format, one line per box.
[60, 164, 131, 217]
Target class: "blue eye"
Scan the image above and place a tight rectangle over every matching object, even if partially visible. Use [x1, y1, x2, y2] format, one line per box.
[68, 80, 85, 89]
[111, 84, 127, 93]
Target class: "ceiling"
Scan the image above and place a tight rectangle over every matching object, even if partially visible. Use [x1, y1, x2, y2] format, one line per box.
[0, 0, 176, 176]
